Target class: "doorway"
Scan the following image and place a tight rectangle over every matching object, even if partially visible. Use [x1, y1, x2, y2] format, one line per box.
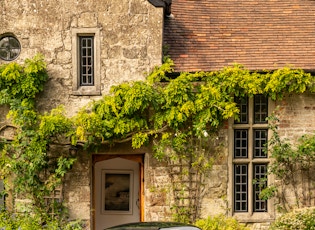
[93, 155, 144, 230]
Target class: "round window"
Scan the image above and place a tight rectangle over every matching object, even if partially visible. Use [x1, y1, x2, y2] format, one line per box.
[0, 36, 21, 61]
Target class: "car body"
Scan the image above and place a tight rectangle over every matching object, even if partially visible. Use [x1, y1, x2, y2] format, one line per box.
[104, 222, 201, 230]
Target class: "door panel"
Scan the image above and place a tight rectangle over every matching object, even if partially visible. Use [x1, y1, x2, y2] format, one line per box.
[94, 157, 141, 230]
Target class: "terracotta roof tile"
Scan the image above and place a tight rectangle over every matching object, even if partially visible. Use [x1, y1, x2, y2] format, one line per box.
[163, 0, 315, 72]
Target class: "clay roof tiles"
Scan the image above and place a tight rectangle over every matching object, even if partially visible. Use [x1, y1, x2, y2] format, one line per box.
[163, 0, 315, 72]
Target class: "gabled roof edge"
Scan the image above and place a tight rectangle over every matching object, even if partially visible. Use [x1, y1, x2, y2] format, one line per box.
[148, 0, 172, 16]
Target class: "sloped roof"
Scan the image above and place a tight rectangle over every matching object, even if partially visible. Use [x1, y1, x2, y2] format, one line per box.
[163, 0, 315, 72]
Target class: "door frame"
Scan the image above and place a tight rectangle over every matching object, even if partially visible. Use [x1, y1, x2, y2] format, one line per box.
[91, 154, 144, 229]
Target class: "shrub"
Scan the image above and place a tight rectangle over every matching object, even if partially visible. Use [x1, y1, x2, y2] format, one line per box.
[194, 214, 249, 230]
[269, 207, 315, 230]
[0, 209, 84, 230]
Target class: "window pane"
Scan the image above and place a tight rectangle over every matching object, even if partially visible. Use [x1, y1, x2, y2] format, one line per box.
[87, 39, 92, 47]
[79, 36, 94, 86]
[234, 164, 248, 212]
[9, 37, 20, 48]
[254, 129, 268, 158]
[0, 36, 21, 61]
[254, 95, 268, 124]
[235, 97, 248, 124]
[234, 130, 248, 158]
[253, 164, 267, 212]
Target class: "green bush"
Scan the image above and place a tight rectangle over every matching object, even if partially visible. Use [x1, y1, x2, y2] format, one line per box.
[270, 207, 315, 230]
[0, 210, 84, 230]
[194, 214, 249, 230]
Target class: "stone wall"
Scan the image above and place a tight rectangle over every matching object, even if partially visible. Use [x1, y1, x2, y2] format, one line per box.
[143, 93, 315, 229]
[3, 0, 315, 228]
[273, 93, 315, 212]
[0, 0, 163, 115]
[64, 148, 91, 227]
[275, 93, 315, 139]
[1, 0, 164, 227]
[144, 128, 230, 222]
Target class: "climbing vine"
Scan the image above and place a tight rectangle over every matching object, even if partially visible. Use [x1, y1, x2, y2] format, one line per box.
[73, 58, 315, 222]
[153, 130, 223, 222]
[0, 54, 315, 227]
[74, 59, 315, 148]
[259, 114, 315, 212]
[0, 55, 77, 228]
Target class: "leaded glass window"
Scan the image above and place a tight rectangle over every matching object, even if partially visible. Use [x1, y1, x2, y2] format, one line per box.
[234, 130, 248, 158]
[79, 36, 94, 86]
[72, 28, 100, 95]
[253, 164, 267, 212]
[234, 164, 248, 212]
[233, 95, 269, 214]
[254, 129, 268, 158]
[254, 94, 268, 124]
[235, 97, 248, 124]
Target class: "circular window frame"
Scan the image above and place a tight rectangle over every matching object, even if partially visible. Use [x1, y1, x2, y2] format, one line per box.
[0, 35, 21, 61]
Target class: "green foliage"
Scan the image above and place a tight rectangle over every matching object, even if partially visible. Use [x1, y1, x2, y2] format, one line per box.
[171, 206, 192, 224]
[0, 55, 76, 224]
[73, 59, 315, 222]
[1, 106, 76, 200]
[265, 67, 314, 100]
[75, 62, 315, 148]
[39, 106, 73, 139]
[270, 207, 315, 230]
[194, 215, 249, 230]
[74, 81, 153, 146]
[0, 54, 48, 127]
[1, 54, 315, 225]
[0, 210, 42, 229]
[0, 209, 84, 230]
[146, 56, 174, 83]
[153, 130, 221, 222]
[259, 114, 315, 210]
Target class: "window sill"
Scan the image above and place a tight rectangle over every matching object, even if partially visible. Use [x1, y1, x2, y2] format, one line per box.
[233, 212, 275, 223]
[72, 86, 101, 96]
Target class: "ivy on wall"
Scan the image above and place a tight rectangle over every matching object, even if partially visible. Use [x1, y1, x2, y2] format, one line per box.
[0, 55, 315, 226]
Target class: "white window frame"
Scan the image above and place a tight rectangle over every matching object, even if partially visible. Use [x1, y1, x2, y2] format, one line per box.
[228, 96, 275, 223]
[72, 28, 101, 96]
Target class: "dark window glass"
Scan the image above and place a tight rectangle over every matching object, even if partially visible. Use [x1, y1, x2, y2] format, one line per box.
[253, 164, 268, 212]
[233, 96, 269, 214]
[79, 36, 94, 86]
[254, 129, 268, 158]
[235, 97, 248, 124]
[254, 95, 268, 124]
[234, 164, 248, 212]
[234, 130, 248, 158]
[0, 36, 21, 61]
